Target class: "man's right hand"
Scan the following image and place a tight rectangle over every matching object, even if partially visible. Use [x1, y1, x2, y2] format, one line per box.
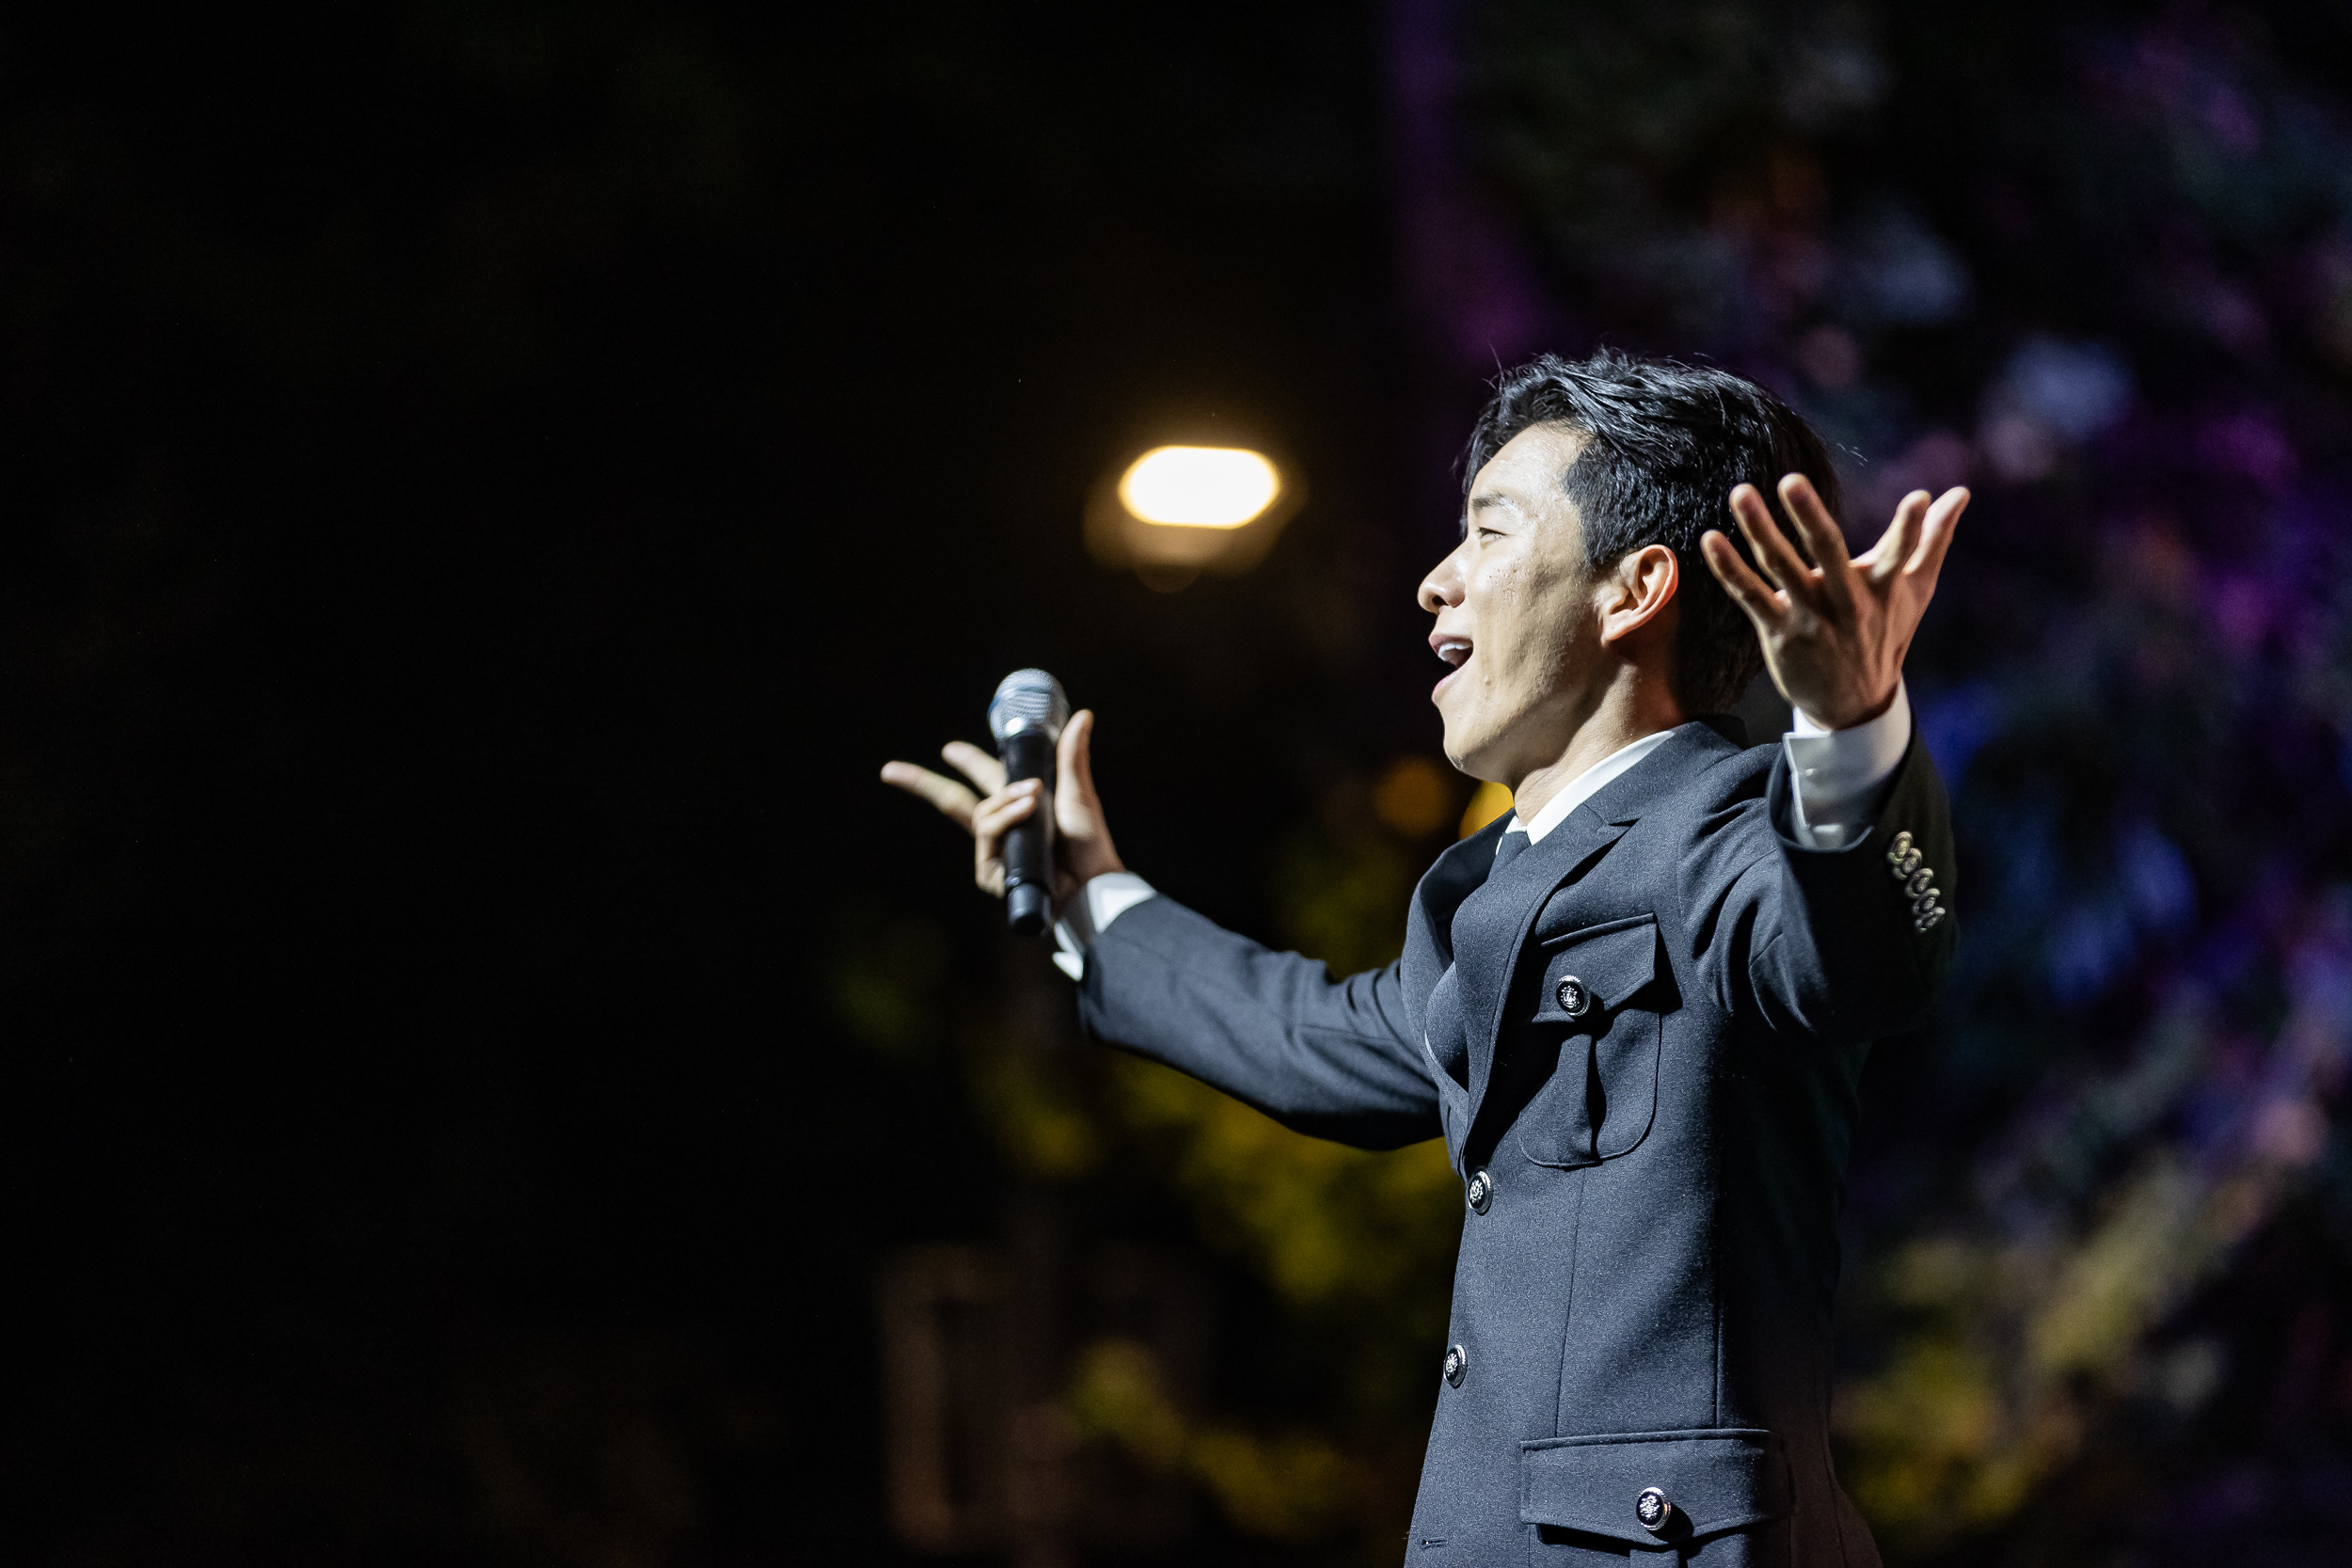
[881, 708, 1125, 911]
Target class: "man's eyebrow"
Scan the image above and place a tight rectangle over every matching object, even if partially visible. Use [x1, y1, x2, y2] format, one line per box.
[1468, 492, 1518, 515]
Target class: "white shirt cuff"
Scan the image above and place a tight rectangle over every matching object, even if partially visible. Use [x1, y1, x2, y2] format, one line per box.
[1783, 681, 1912, 850]
[1050, 871, 1158, 979]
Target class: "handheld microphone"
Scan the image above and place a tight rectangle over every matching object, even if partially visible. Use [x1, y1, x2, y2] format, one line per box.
[988, 669, 1070, 937]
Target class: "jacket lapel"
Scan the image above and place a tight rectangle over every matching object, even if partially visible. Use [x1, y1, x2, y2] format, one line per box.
[1402, 815, 1509, 1045]
[1452, 720, 1748, 1135]
[1455, 807, 1629, 1123]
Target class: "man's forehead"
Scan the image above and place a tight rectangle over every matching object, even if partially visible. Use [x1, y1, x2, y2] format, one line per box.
[1469, 421, 1590, 505]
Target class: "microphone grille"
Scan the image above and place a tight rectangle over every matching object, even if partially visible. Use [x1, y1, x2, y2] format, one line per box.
[989, 669, 1070, 744]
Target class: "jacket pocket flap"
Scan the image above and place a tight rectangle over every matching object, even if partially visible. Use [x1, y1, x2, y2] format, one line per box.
[1518, 1428, 1790, 1546]
[1531, 915, 1660, 1024]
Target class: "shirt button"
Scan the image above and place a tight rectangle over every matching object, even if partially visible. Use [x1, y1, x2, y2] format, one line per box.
[1467, 1169, 1493, 1214]
[1635, 1486, 1675, 1534]
[1442, 1344, 1468, 1387]
[1885, 830, 1914, 863]
[1554, 975, 1591, 1017]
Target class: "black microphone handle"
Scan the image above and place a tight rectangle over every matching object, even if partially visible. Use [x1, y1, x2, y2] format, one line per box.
[999, 730, 1057, 936]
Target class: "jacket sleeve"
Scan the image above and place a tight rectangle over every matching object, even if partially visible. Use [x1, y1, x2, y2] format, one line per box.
[1073, 895, 1440, 1149]
[1702, 729, 1959, 1046]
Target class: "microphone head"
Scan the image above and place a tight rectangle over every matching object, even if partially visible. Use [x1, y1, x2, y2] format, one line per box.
[988, 669, 1070, 746]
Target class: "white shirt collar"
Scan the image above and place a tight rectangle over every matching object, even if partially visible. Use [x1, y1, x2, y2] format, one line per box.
[1504, 728, 1677, 846]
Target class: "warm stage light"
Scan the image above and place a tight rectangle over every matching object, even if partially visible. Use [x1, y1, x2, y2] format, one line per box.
[1084, 435, 1302, 587]
[1116, 446, 1281, 528]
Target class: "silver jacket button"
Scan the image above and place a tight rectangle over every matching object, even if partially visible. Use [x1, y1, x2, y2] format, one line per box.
[1554, 975, 1591, 1017]
[1442, 1344, 1468, 1387]
[1467, 1169, 1494, 1214]
[1635, 1486, 1674, 1534]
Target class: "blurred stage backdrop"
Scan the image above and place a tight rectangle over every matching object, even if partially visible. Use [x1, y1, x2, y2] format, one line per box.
[6, 0, 2352, 1564]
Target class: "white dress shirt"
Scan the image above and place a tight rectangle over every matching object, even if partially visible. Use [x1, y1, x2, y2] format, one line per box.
[1052, 684, 1914, 979]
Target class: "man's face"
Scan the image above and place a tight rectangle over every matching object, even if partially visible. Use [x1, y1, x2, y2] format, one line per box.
[1420, 423, 1605, 783]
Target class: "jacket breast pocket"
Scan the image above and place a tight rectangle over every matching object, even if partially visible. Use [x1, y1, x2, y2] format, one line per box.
[1515, 913, 1668, 1169]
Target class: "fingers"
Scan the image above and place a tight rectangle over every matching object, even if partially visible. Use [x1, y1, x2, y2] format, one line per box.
[1908, 486, 1969, 580]
[1775, 474, 1852, 611]
[890, 732, 1091, 902]
[1699, 528, 1786, 628]
[1054, 709, 1103, 838]
[880, 761, 981, 830]
[942, 739, 1008, 795]
[1727, 483, 1822, 604]
[971, 782, 1042, 849]
[1054, 709, 1124, 882]
[1057, 709, 1097, 810]
[1859, 490, 1931, 580]
[970, 782, 1044, 894]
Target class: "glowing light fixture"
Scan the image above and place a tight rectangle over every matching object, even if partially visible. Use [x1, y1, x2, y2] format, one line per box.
[1084, 432, 1302, 590]
[1117, 446, 1281, 528]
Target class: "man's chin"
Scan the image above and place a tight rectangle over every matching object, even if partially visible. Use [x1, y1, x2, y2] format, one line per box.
[1439, 723, 1501, 782]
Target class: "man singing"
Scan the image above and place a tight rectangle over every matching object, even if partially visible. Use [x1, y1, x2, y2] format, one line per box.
[884, 353, 1965, 1567]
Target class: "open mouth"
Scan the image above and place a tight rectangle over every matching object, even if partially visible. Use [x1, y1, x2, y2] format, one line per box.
[1431, 636, 1472, 697]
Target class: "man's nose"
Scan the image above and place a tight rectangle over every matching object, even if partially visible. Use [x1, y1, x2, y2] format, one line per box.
[1419, 547, 1466, 614]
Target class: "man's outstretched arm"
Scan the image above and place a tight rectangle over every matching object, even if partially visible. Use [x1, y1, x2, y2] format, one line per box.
[882, 714, 1440, 1150]
[1699, 473, 1969, 1042]
[1074, 896, 1437, 1149]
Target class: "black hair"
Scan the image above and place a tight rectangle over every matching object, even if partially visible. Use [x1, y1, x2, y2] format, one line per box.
[1462, 350, 1840, 715]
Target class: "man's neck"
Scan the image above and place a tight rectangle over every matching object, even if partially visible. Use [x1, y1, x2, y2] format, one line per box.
[1506, 683, 1685, 825]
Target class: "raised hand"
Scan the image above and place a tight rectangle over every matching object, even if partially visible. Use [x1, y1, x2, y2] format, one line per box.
[881, 708, 1125, 907]
[1700, 474, 1968, 730]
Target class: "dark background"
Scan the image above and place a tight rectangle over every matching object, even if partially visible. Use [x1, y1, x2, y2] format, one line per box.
[0, 2, 1442, 1562]
[11, 1, 2352, 1564]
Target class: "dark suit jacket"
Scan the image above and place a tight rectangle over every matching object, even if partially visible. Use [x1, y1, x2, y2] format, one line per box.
[1074, 717, 1957, 1567]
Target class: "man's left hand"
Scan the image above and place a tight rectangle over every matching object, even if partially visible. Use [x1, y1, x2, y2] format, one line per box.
[1700, 475, 1967, 730]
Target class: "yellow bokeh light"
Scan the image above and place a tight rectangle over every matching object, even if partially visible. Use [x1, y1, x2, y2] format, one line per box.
[1375, 757, 1458, 838]
[1459, 779, 1514, 838]
[1117, 446, 1280, 528]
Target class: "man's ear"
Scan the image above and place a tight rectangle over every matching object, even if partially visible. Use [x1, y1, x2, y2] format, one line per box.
[1597, 544, 1679, 648]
